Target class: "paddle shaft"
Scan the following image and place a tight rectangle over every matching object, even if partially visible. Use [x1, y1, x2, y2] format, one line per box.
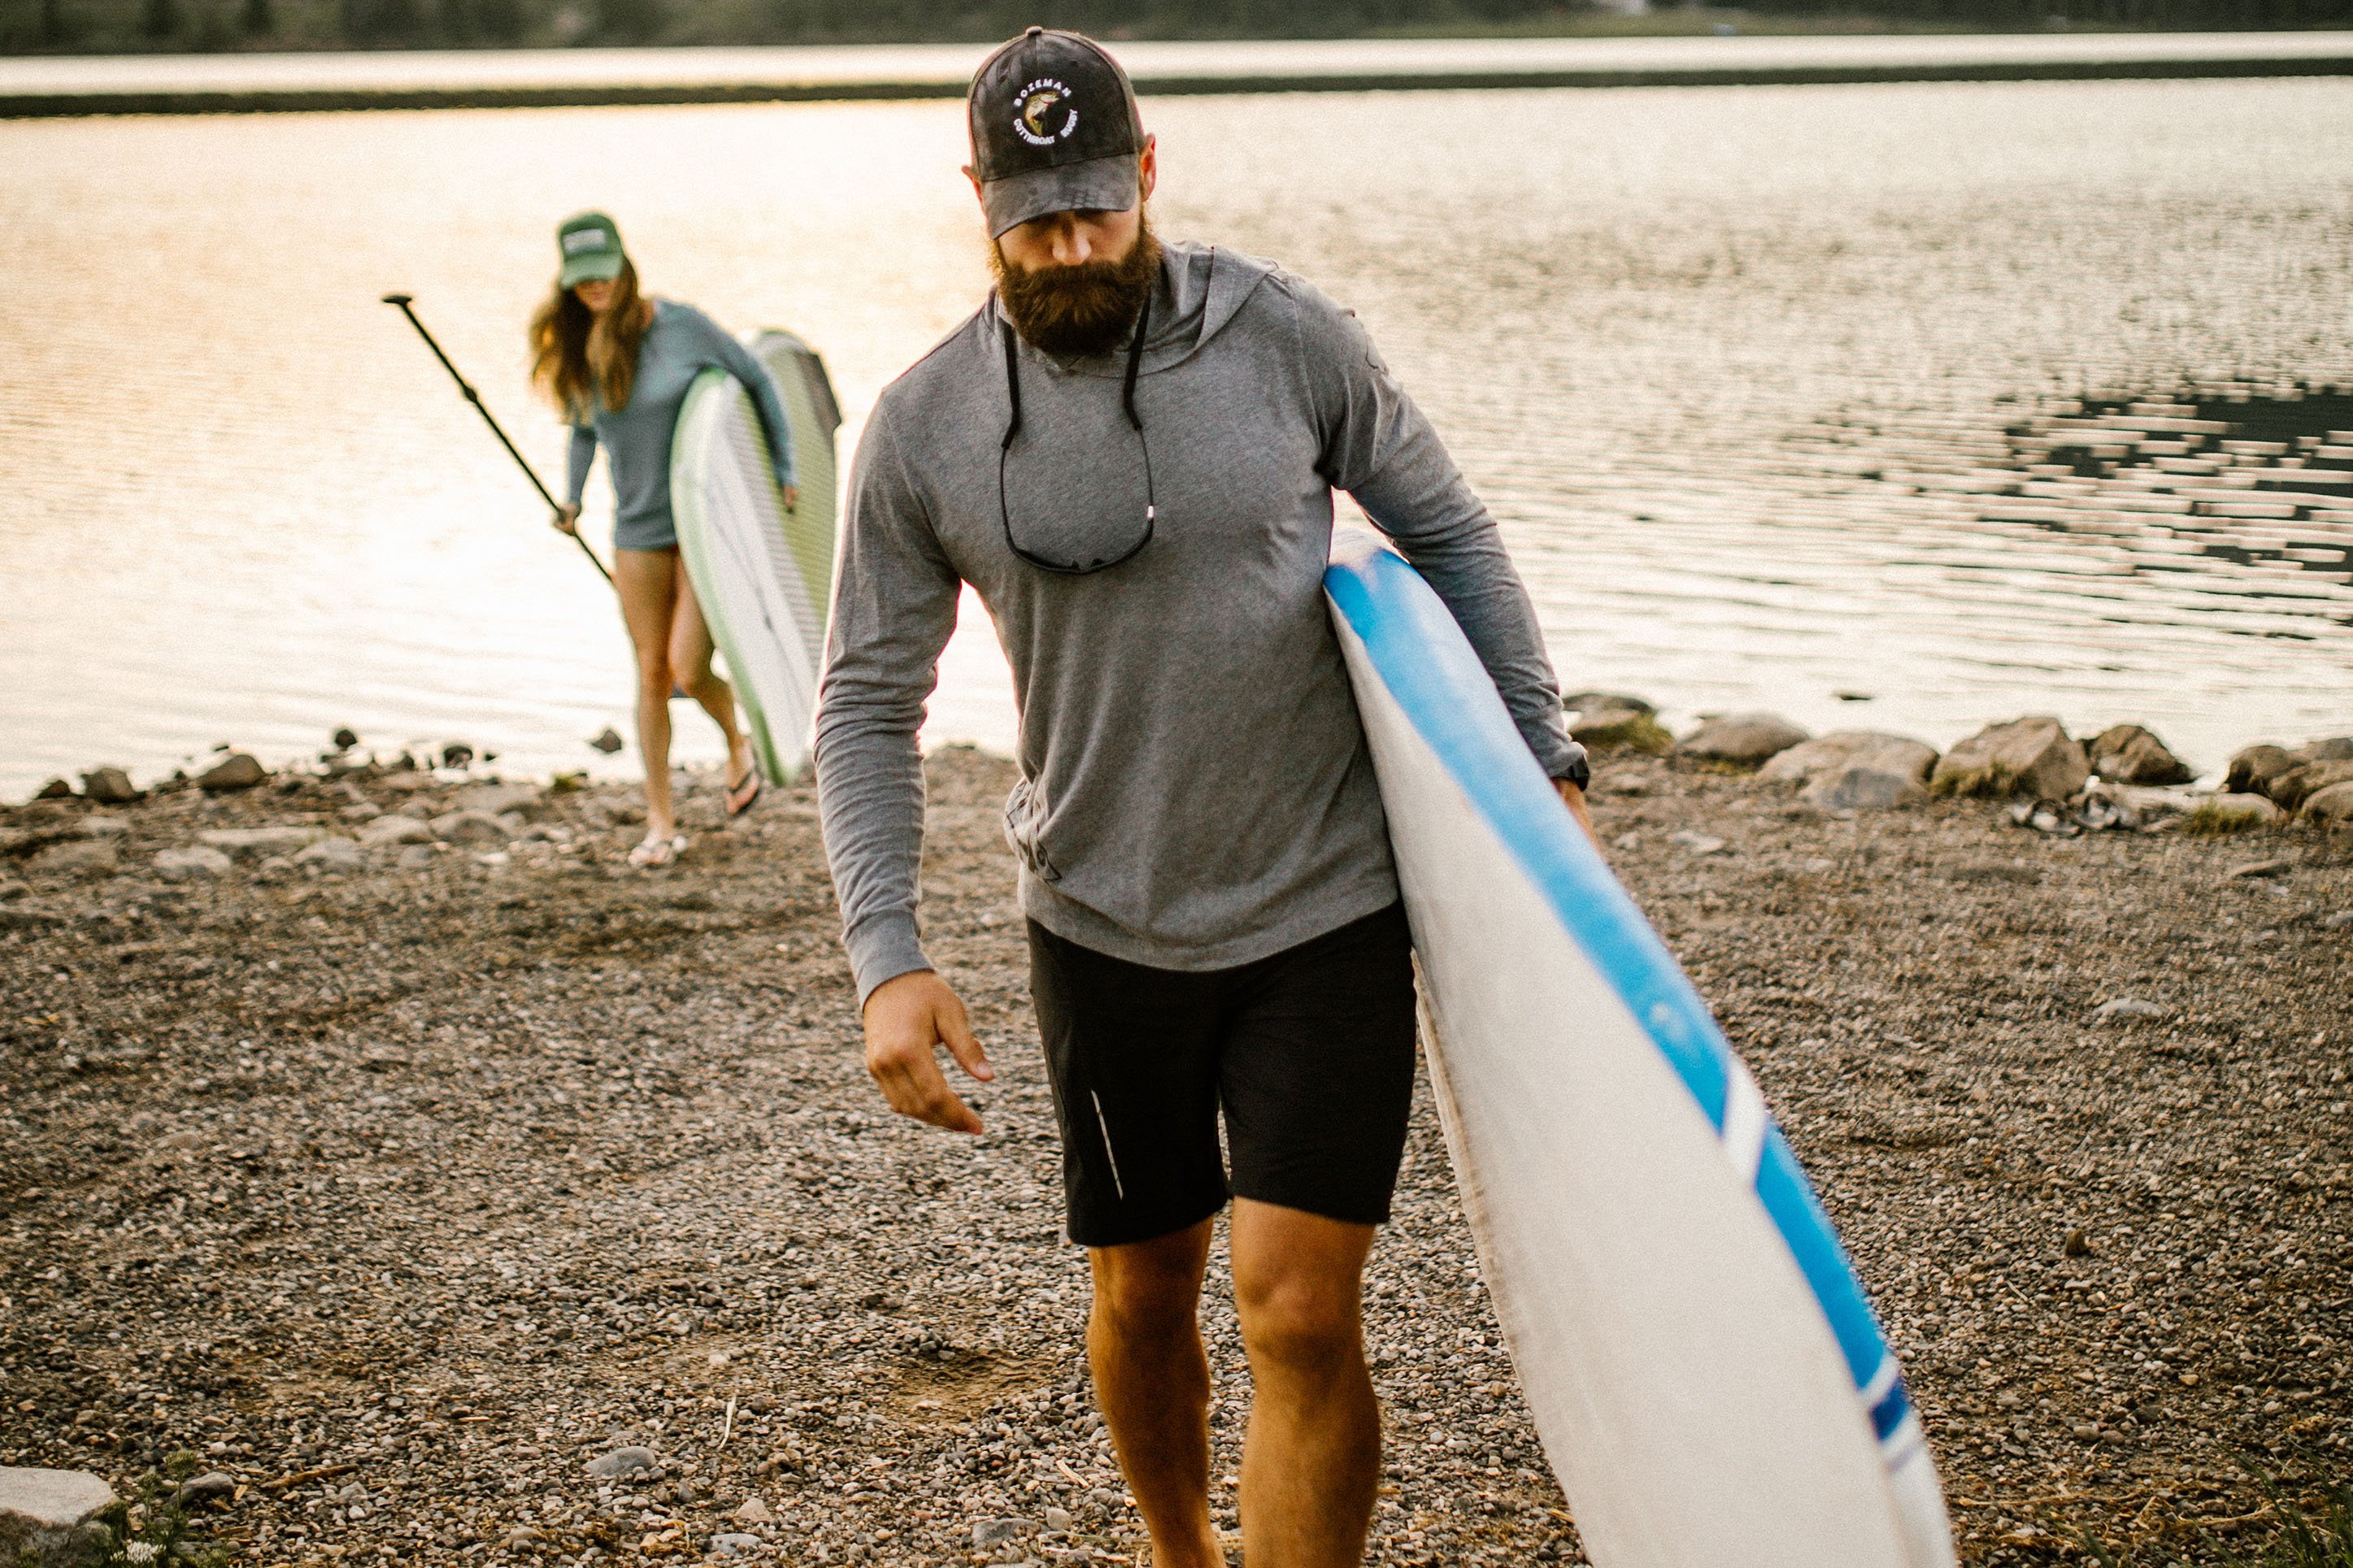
[381, 293, 615, 588]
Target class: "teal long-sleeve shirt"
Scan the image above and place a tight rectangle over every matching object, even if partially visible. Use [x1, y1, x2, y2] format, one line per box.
[564, 298, 796, 553]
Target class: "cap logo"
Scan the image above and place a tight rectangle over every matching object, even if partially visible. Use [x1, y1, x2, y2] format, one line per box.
[1012, 77, 1078, 146]
[563, 228, 611, 254]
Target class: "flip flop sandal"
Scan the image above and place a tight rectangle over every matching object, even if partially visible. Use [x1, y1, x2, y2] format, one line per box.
[725, 745, 763, 819]
[628, 832, 687, 869]
[726, 775, 763, 819]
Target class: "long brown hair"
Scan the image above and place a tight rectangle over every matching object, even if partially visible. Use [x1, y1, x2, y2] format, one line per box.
[529, 258, 650, 418]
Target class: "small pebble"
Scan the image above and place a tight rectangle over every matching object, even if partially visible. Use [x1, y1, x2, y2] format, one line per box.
[974, 1518, 1034, 1549]
[588, 1446, 657, 1479]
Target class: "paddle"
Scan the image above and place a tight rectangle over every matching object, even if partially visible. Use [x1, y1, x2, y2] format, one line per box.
[381, 293, 615, 588]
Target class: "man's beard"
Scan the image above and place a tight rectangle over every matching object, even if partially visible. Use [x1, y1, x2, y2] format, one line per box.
[991, 216, 1162, 358]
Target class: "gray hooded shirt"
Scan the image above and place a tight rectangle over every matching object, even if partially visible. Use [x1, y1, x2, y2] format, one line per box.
[815, 240, 1582, 1003]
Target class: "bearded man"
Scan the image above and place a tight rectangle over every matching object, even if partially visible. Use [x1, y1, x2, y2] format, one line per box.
[814, 28, 1591, 1567]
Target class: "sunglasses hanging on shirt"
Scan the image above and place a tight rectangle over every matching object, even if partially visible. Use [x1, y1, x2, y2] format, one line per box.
[998, 289, 1157, 576]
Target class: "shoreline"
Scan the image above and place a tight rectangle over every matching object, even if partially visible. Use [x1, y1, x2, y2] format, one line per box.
[27, 698, 2351, 830]
[2, 736, 2347, 1565]
[5, 30, 2351, 116]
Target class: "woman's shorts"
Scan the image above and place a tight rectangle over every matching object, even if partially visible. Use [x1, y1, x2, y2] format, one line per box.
[613, 514, 678, 554]
[1027, 901, 1420, 1249]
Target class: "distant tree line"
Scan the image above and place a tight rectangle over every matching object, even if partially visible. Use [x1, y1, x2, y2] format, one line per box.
[2, 0, 2346, 54]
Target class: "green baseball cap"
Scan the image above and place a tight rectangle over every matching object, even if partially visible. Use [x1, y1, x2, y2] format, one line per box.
[556, 211, 626, 288]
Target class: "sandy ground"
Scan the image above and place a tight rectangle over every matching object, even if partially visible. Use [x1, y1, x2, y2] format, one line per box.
[2, 744, 2348, 1566]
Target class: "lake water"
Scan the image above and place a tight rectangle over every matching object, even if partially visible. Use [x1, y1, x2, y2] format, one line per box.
[3, 74, 2351, 797]
[12, 32, 2353, 99]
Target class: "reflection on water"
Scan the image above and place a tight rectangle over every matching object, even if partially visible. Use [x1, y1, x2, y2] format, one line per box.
[1986, 386, 2353, 596]
[2, 76, 2350, 797]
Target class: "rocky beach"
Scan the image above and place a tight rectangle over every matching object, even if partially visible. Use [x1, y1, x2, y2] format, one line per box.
[2, 718, 2349, 1567]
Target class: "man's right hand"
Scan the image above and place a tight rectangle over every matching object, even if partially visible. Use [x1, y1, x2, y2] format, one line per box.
[863, 970, 994, 1135]
[553, 502, 581, 536]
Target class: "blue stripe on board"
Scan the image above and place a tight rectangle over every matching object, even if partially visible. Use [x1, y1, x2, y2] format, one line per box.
[1326, 543, 1905, 1421]
[1755, 1126, 1912, 1425]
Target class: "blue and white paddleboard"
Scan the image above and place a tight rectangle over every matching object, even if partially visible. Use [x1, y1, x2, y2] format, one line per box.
[1325, 531, 1955, 1568]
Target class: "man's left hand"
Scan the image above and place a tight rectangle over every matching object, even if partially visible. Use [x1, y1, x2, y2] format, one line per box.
[1557, 777, 1597, 843]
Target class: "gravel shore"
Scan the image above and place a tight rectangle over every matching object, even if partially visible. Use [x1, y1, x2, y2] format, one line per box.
[2, 745, 2347, 1566]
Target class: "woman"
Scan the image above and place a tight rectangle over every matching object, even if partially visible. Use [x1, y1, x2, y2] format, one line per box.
[531, 210, 798, 867]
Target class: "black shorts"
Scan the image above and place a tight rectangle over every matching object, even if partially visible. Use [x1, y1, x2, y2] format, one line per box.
[1028, 902, 1420, 1248]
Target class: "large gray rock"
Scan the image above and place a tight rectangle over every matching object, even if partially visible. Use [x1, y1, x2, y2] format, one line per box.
[31, 840, 117, 877]
[1931, 717, 2089, 801]
[450, 783, 542, 819]
[431, 810, 510, 846]
[2077, 779, 2194, 833]
[2225, 744, 2299, 797]
[1677, 712, 1810, 769]
[79, 767, 139, 805]
[1814, 765, 1932, 812]
[359, 814, 436, 849]
[153, 845, 234, 881]
[2303, 780, 2353, 827]
[2300, 736, 2353, 763]
[1564, 690, 1655, 716]
[2267, 758, 2353, 811]
[376, 771, 439, 795]
[2186, 793, 2282, 835]
[1759, 731, 1939, 810]
[1564, 693, 1671, 754]
[194, 752, 266, 793]
[198, 826, 320, 861]
[973, 1518, 1037, 1550]
[586, 1446, 655, 1479]
[1757, 732, 1885, 784]
[294, 836, 363, 872]
[0, 1466, 116, 1567]
[2087, 724, 2193, 786]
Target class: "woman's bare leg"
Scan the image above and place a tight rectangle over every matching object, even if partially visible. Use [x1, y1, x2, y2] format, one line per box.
[667, 569, 750, 783]
[614, 548, 683, 841]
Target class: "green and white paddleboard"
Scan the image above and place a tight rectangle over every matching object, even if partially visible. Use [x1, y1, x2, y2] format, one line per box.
[671, 329, 842, 784]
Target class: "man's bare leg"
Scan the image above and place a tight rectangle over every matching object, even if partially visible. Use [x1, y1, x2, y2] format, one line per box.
[1229, 1199, 1381, 1568]
[1090, 1219, 1223, 1568]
